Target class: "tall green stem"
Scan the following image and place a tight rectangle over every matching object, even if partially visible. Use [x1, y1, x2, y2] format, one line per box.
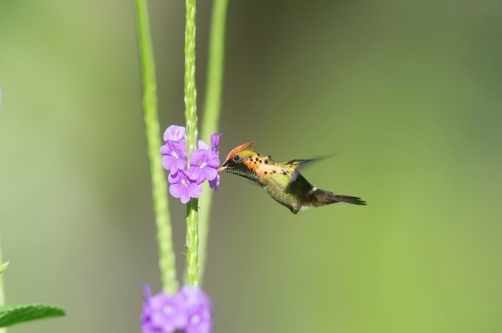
[184, 0, 200, 287]
[134, 0, 178, 294]
[198, 0, 230, 280]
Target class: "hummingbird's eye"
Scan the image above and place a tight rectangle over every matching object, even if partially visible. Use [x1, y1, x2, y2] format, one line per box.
[233, 155, 240, 162]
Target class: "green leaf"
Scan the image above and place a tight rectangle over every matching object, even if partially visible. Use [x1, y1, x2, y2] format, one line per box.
[0, 262, 9, 275]
[0, 304, 66, 327]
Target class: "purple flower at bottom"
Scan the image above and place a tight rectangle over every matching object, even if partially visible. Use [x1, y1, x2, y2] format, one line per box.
[141, 285, 188, 333]
[168, 170, 202, 204]
[140, 285, 213, 333]
[179, 287, 213, 333]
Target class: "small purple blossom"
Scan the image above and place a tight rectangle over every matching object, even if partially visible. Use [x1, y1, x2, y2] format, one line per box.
[210, 133, 221, 152]
[161, 140, 187, 174]
[141, 285, 213, 333]
[193, 133, 222, 192]
[186, 149, 219, 184]
[163, 125, 186, 142]
[197, 140, 209, 150]
[168, 169, 202, 204]
[208, 133, 222, 192]
[208, 175, 220, 193]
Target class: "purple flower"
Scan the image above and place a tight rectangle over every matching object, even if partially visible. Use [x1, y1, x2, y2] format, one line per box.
[197, 133, 220, 152]
[210, 133, 221, 152]
[161, 125, 187, 174]
[180, 287, 213, 333]
[208, 175, 220, 193]
[164, 125, 186, 142]
[168, 170, 202, 204]
[185, 150, 220, 184]
[190, 133, 222, 192]
[160, 126, 222, 200]
[197, 140, 209, 150]
[208, 133, 222, 192]
[140, 285, 188, 333]
[161, 140, 187, 174]
[140, 285, 213, 333]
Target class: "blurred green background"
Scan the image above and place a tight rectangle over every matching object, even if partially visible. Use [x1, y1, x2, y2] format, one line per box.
[1, 0, 502, 332]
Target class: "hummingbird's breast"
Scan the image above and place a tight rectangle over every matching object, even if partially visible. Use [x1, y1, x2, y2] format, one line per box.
[260, 177, 300, 213]
[259, 171, 314, 214]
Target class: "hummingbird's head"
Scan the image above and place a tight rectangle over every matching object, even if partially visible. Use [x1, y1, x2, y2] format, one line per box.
[218, 142, 260, 182]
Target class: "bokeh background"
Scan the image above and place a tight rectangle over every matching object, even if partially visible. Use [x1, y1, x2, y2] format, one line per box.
[1, 0, 502, 332]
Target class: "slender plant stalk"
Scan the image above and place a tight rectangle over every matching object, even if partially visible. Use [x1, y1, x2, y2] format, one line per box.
[134, 0, 178, 294]
[0, 233, 6, 333]
[198, 0, 230, 280]
[184, 0, 200, 287]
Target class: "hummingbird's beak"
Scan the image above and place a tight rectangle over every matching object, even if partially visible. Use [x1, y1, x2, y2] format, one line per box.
[218, 159, 231, 172]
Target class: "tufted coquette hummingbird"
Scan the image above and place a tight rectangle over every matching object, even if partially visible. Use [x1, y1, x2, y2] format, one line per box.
[218, 142, 366, 214]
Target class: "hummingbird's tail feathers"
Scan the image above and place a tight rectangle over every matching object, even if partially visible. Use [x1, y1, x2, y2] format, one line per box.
[331, 194, 366, 205]
[313, 189, 367, 206]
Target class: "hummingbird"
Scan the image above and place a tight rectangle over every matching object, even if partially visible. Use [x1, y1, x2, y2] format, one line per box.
[218, 142, 366, 214]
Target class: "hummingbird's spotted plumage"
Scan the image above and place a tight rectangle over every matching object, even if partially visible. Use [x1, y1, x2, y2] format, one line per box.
[219, 142, 366, 214]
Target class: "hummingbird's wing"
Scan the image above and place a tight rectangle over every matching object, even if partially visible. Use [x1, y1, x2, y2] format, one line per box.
[287, 159, 318, 168]
[287, 156, 335, 184]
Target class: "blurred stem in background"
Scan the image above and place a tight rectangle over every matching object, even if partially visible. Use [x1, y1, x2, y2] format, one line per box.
[198, 0, 230, 280]
[184, 0, 200, 287]
[0, 92, 5, 333]
[134, 0, 178, 294]
[0, 234, 6, 333]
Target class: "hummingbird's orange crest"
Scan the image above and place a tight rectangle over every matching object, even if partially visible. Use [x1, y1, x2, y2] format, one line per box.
[225, 142, 255, 161]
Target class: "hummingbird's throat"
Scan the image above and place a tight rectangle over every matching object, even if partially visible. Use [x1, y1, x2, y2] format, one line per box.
[220, 162, 259, 182]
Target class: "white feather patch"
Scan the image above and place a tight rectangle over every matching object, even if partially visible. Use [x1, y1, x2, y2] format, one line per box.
[299, 205, 312, 212]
